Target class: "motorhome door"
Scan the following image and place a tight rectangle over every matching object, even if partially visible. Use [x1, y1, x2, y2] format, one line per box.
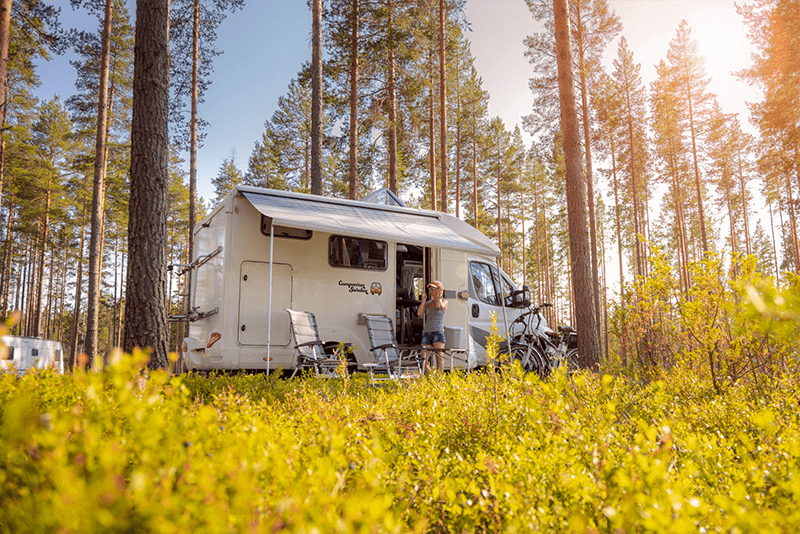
[238, 261, 292, 346]
[468, 260, 515, 363]
[438, 250, 469, 351]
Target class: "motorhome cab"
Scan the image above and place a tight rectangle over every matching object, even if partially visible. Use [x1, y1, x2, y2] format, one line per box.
[177, 186, 530, 373]
[0, 336, 65, 375]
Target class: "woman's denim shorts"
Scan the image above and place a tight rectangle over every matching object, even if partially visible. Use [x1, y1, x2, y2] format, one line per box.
[421, 331, 446, 345]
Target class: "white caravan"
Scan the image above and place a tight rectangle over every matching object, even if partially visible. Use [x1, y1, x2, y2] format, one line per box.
[176, 186, 530, 373]
[0, 335, 65, 375]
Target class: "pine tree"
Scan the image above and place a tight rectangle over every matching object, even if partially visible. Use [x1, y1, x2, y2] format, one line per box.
[124, 0, 170, 368]
[665, 20, 714, 254]
[554, 0, 599, 368]
[738, 0, 800, 273]
[211, 154, 242, 202]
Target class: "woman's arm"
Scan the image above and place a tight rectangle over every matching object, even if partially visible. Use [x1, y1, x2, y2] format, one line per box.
[416, 291, 428, 317]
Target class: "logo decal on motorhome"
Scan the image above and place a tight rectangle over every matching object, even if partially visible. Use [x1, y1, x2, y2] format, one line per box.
[370, 282, 382, 295]
[339, 280, 368, 294]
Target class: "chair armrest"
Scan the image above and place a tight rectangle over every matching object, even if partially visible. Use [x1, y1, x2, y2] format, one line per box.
[369, 343, 396, 352]
[296, 340, 325, 348]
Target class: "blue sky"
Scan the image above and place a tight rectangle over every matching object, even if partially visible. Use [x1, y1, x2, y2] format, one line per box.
[35, 0, 759, 207]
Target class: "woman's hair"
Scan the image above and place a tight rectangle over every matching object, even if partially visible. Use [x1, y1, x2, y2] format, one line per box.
[432, 280, 446, 301]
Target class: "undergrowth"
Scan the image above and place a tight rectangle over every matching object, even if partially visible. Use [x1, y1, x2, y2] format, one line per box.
[1, 350, 799, 533]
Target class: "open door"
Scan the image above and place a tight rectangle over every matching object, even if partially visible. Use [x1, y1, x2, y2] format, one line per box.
[438, 250, 469, 356]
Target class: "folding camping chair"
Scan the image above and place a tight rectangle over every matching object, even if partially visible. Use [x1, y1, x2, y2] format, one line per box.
[286, 309, 342, 378]
[362, 314, 423, 385]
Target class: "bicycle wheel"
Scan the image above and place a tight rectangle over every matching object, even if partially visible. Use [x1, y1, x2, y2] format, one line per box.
[565, 348, 579, 371]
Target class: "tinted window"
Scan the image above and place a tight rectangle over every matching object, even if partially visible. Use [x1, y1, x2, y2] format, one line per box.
[329, 236, 387, 270]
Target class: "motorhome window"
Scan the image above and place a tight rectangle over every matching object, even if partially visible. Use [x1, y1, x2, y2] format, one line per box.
[260, 216, 312, 239]
[329, 236, 387, 270]
[491, 265, 515, 307]
[470, 262, 499, 305]
[2, 347, 12, 360]
[31, 349, 38, 357]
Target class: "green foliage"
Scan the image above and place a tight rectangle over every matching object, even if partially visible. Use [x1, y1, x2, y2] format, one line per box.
[3, 350, 800, 532]
[612, 249, 800, 387]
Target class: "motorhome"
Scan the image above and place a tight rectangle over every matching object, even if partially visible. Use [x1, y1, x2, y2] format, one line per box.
[176, 185, 530, 373]
[0, 335, 65, 375]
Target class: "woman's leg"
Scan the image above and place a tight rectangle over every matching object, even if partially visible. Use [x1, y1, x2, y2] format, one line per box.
[432, 341, 445, 372]
[421, 345, 432, 374]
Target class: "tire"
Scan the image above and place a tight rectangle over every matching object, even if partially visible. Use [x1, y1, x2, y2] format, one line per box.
[508, 344, 549, 379]
[566, 348, 579, 371]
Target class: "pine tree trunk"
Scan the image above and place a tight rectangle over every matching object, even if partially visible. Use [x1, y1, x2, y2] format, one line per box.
[33, 186, 52, 337]
[472, 123, 477, 226]
[574, 3, 602, 348]
[738, 149, 751, 255]
[495, 145, 502, 270]
[85, 0, 114, 366]
[625, 89, 643, 280]
[186, 0, 199, 326]
[46, 242, 56, 338]
[533, 183, 542, 304]
[0, 192, 13, 316]
[455, 73, 461, 218]
[685, 75, 709, 253]
[310, 0, 323, 195]
[58, 245, 67, 342]
[785, 170, 800, 273]
[768, 199, 780, 282]
[70, 197, 87, 369]
[553, 0, 600, 369]
[124, 0, 170, 368]
[610, 138, 627, 365]
[428, 48, 437, 211]
[438, 0, 447, 213]
[386, 0, 397, 194]
[0, 0, 12, 217]
[521, 190, 526, 287]
[348, 0, 359, 200]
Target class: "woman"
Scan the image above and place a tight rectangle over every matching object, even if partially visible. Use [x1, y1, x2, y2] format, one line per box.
[417, 280, 448, 373]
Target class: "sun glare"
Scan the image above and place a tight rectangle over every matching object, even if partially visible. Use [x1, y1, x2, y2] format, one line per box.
[694, 8, 749, 78]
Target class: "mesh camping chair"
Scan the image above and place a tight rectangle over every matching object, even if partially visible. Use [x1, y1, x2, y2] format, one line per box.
[362, 314, 422, 385]
[286, 309, 341, 378]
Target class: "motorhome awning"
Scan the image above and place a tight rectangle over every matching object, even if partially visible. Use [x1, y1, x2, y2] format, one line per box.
[242, 190, 500, 257]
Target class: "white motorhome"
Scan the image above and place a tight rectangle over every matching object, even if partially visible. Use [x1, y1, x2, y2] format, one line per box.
[176, 186, 530, 373]
[0, 335, 65, 375]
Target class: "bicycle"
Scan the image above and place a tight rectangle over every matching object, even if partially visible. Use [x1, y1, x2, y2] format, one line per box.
[504, 302, 579, 377]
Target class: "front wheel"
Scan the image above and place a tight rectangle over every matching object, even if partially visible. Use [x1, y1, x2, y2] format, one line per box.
[564, 348, 579, 371]
[511, 344, 549, 379]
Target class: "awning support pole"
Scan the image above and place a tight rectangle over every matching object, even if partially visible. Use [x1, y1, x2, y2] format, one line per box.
[267, 220, 274, 374]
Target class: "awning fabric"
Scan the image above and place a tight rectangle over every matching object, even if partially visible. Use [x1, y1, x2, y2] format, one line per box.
[242, 189, 500, 257]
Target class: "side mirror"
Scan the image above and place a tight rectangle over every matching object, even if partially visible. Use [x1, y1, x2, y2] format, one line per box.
[511, 287, 530, 309]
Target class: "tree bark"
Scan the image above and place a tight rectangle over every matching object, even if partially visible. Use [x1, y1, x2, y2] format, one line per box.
[186, 0, 199, 329]
[386, 0, 397, 194]
[737, 148, 751, 255]
[348, 0, 359, 200]
[553, 0, 600, 370]
[85, 0, 114, 367]
[0, 0, 12, 218]
[438, 0, 447, 213]
[428, 47, 436, 211]
[574, 2, 602, 349]
[310, 0, 323, 195]
[124, 0, 170, 368]
[685, 74, 709, 253]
